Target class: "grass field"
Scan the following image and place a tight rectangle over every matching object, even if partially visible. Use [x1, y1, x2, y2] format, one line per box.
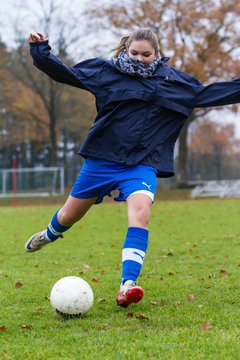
[1, 198, 240, 359]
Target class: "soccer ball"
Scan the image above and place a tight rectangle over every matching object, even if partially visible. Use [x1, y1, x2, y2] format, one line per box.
[50, 276, 94, 318]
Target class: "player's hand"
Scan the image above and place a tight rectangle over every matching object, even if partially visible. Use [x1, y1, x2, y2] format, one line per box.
[28, 33, 48, 43]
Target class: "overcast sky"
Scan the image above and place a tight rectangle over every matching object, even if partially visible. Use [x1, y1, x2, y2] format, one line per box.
[0, 0, 118, 57]
[0, 0, 240, 136]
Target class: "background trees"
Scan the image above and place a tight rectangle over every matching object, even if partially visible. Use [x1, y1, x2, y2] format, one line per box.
[0, 0, 95, 180]
[188, 120, 240, 180]
[0, 0, 240, 185]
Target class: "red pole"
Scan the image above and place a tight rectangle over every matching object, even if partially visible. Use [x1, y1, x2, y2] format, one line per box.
[12, 155, 17, 207]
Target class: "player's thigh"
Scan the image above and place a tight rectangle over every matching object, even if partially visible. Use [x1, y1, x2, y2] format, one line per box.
[126, 193, 153, 229]
[58, 195, 98, 226]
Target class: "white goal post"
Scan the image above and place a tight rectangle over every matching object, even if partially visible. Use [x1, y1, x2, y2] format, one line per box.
[0, 167, 65, 197]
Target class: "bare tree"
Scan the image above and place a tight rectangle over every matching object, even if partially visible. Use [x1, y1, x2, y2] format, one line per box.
[7, 0, 92, 166]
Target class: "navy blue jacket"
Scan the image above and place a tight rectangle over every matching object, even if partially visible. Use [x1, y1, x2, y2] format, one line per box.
[30, 41, 240, 177]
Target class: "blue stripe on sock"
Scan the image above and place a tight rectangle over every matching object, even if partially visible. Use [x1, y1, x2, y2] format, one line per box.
[124, 227, 149, 251]
[122, 261, 142, 282]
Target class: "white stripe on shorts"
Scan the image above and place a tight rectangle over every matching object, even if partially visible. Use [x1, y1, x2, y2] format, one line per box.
[128, 190, 154, 201]
[122, 248, 145, 265]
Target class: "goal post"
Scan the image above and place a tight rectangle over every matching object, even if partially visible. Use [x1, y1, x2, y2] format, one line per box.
[0, 167, 65, 197]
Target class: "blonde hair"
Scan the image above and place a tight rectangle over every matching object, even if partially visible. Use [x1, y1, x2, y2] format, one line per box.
[112, 28, 160, 57]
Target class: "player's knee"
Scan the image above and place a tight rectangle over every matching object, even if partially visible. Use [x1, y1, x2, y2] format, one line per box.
[137, 209, 150, 228]
[129, 204, 151, 228]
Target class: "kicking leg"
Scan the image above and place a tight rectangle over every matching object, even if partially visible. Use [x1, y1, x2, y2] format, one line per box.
[25, 196, 97, 252]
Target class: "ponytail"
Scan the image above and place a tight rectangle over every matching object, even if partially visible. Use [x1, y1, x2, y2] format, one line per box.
[112, 36, 130, 57]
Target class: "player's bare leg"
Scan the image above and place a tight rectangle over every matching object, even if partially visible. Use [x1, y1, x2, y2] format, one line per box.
[25, 196, 97, 252]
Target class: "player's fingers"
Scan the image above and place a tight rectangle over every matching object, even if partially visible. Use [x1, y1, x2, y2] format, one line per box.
[37, 33, 45, 40]
[32, 34, 40, 41]
[28, 33, 35, 42]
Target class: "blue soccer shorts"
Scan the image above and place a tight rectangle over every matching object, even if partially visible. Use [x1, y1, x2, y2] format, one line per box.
[70, 157, 157, 204]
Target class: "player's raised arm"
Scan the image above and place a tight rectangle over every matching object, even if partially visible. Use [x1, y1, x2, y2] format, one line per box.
[195, 77, 240, 108]
[28, 32, 103, 93]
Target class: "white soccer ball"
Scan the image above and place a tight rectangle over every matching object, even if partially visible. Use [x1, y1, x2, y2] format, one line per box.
[50, 276, 94, 318]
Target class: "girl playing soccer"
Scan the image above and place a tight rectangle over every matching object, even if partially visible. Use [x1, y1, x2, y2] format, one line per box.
[25, 28, 240, 307]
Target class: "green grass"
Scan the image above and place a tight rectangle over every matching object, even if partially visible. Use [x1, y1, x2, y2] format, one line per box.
[1, 199, 240, 359]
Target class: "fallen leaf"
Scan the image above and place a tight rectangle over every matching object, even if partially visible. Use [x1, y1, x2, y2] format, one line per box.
[135, 314, 149, 320]
[15, 282, 23, 288]
[81, 264, 91, 274]
[21, 324, 33, 329]
[97, 298, 106, 304]
[91, 277, 99, 283]
[174, 301, 182, 307]
[83, 264, 90, 270]
[187, 294, 195, 302]
[35, 307, 45, 313]
[201, 323, 211, 330]
[150, 301, 158, 305]
[208, 273, 216, 279]
[160, 299, 168, 306]
[220, 269, 228, 276]
[127, 312, 134, 318]
[0, 326, 7, 331]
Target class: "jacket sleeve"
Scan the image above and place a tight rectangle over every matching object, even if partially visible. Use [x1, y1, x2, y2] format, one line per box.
[30, 40, 103, 94]
[195, 77, 240, 108]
